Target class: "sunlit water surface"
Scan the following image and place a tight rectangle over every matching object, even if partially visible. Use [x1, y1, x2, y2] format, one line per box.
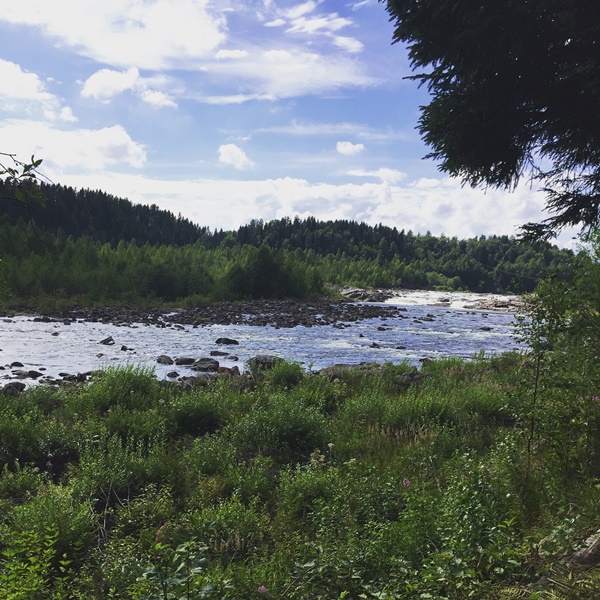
[0, 293, 522, 385]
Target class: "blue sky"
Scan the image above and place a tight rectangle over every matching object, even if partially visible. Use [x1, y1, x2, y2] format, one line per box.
[0, 0, 574, 244]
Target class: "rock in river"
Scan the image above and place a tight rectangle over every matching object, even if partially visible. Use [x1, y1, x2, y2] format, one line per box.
[215, 337, 239, 345]
[191, 358, 220, 372]
[175, 357, 195, 366]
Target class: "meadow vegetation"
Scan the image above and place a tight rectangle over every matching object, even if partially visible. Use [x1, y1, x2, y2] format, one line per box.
[1, 231, 600, 599]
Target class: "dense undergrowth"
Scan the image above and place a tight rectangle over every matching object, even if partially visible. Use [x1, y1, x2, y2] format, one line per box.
[0, 350, 598, 599]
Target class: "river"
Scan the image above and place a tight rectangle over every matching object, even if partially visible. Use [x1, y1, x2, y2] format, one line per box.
[0, 291, 523, 386]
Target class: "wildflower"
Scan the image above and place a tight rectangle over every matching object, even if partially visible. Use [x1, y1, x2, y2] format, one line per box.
[403, 478, 411, 488]
[258, 585, 268, 594]
[592, 396, 599, 403]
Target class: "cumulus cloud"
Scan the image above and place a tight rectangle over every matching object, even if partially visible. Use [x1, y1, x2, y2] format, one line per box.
[0, 59, 55, 102]
[0, 59, 75, 121]
[81, 67, 177, 107]
[218, 144, 255, 170]
[336, 141, 365, 156]
[1, 2, 374, 104]
[139, 89, 177, 108]
[347, 168, 407, 183]
[81, 67, 140, 102]
[1, 0, 227, 70]
[0, 120, 146, 177]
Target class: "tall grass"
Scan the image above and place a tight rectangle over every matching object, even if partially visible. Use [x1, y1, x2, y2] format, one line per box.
[0, 356, 598, 598]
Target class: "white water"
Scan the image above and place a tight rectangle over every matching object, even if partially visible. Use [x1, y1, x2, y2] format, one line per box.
[0, 291, 522, 385]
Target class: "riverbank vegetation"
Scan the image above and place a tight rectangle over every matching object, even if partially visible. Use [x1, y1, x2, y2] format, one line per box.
[1, 233, 599, 598]
[0, 182, 572, 311]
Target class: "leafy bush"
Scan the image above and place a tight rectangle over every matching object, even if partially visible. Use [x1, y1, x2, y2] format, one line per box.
[230, 393, 327, 464]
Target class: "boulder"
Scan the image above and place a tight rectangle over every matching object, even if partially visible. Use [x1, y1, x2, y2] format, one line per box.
[215, 337, 239, 345]
[175, 357, 195, 366]
[99, 336, 115, 345]
[191, 357, 220, 372]
[2, 381, 26, 395]
[157, 355, 174, 365]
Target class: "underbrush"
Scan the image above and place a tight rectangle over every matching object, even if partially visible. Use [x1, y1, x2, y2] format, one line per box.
[0, 356, 599, 599]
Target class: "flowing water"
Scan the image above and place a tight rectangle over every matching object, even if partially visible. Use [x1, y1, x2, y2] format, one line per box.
[0, 291, 522, 385]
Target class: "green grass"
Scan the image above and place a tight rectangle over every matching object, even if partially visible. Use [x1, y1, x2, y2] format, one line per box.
[0, 357, 599, 599]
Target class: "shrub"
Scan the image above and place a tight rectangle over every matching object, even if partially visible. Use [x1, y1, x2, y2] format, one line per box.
[230, 393, 327, 464]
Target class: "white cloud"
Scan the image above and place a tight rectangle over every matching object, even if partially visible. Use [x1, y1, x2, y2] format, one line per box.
[218, 144, 255, 170]
[0, 120, 146, 177]
[256, 120, 405, 140]
[351, 0, 376, 10]
[332, 35, 364, 53]
[287, 15, 352, 35]
[347, 168, 407, 183]
[1, 0, 227, 70]
[1, 3, 375, 102]
[58, 107, 78, 123]
[336, 141, 365, 156]
[215, 49, 250, 60]
[0, 59, 54, 102]
[264, 49, 294, 61]
[139, 89, 177, 108]
[81, 67, 177, 107]
[284, 1, 319, 20]
[81, 67, 140, 102]
[264, 18, 286, 27]
[199, 93, 276, 105]
[207, 49, 375, 98]
[0, 59, 75, 121]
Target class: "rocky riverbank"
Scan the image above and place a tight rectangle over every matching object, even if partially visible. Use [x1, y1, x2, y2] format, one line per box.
[7, 288, 523, 330]
[24, 297, 408, 329]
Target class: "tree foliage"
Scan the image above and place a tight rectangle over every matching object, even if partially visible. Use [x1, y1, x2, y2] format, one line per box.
[0, 153, 45, 206]
[383, 0, 600, 239]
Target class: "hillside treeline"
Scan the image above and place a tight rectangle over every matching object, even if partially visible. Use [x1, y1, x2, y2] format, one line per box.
[0, 181, 573, 308]
[0, 180, 208, 247]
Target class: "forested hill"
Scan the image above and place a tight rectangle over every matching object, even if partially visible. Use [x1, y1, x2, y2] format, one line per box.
[0, 180, 207, 247]
[0, 180, 574, 300]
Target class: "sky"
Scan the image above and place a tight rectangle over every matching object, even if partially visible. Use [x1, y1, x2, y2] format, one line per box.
[0, 0, 577, 245]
